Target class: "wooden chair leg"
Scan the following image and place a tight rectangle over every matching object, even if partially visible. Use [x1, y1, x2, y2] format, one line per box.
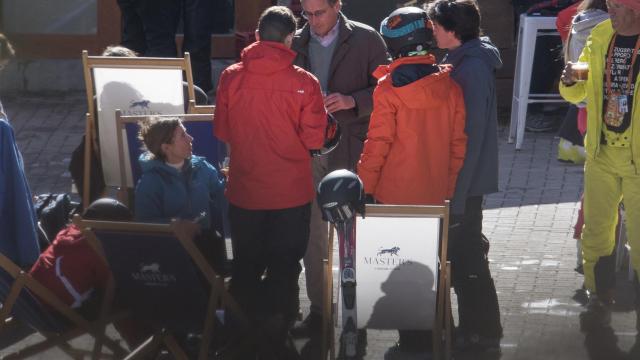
[199, 285, 219, 360]
[163, 333, 190, 360]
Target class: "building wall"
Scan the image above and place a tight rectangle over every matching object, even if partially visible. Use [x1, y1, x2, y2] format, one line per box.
[480, 0, 516, 111]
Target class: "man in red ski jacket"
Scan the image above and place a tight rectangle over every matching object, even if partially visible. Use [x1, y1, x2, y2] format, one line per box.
[213, 6, 326, 358]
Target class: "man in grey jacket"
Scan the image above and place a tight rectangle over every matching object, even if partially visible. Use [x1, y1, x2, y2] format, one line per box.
[291, 0, 389, 337]
[428, 0, 504, 353]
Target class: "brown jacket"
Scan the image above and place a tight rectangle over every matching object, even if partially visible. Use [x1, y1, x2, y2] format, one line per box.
[292, 13, 390, 171]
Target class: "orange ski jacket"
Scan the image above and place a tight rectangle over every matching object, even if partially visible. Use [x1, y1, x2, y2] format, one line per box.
[357, 55, 467, 205]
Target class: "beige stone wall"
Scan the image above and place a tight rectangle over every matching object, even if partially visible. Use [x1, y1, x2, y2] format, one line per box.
[479, 0, 516, 111]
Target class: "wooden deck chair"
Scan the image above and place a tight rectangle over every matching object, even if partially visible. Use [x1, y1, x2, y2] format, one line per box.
[81, 51, 197, 209]
[73, 217, 246, 360]
[187, 100, 215, 115]
[0, 253, 128, 360]
[321, 202, 453, 360]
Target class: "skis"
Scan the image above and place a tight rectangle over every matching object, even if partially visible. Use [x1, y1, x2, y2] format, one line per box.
[337, 218, 358, 358]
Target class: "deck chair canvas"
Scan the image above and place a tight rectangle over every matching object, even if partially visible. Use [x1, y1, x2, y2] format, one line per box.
[0, 253, 128, 359]
[74, 217, 245, 360]
[321, 203, 453, 360]
[115, 112, 223, 190]
[81, 51, 197, 207]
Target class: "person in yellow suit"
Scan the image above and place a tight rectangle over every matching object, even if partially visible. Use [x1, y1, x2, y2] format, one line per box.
[559, 0, 640, 336]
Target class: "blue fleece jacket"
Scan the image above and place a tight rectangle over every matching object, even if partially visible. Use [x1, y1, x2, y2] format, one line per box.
[134, 154, 224, 229]
[444, 37, 503, 215]
[0, 117, 40, 267]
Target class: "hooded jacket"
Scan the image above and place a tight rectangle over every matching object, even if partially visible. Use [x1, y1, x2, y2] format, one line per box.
[214, 41, 326, 210]
[445, 37, 503, 215]
[566, 9, 610, 63]
[134, 154, 224, 228]
[0, 117, 40, 267]
[292, 13, 390, 170]
[29, 225, 108, 308]
[357, 55, 467, 205]
[560, 19, 640, 165]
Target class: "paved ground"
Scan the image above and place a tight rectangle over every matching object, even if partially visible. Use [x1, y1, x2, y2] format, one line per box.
[1, 92, 637, 359]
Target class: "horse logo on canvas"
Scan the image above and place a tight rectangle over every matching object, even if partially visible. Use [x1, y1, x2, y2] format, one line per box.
[130, 99, 151, 109]
[377, 246, 400, 256]
[363, 245, 410, 269]
[132, 262, 176, 286]
[140, 262, 160, 273]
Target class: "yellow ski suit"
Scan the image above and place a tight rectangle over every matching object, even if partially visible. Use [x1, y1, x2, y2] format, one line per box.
[560, 19, 640, 295]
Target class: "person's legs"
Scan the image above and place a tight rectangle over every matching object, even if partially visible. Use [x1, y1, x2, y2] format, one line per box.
[263, 203, 311, 324]
[136, 0, 180, 57]
[182, 0, 213, 93]
[116, 0, 146, 54]
[557, 105, 583, 146]
[581, 148, 622, 303]
[449, 196, 502, 349]
[228, 205, 268, 322]
[260, 203, 311, 358]
[296, 156, 329, 335]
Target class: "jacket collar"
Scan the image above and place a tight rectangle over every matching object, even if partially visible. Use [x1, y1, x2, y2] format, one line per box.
[294, 12, 354, 59]
[373, 54, 437, 79]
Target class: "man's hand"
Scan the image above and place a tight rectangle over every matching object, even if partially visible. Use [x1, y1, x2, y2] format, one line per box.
[560, 62, 577, 86]
[324, 93, 356, 113]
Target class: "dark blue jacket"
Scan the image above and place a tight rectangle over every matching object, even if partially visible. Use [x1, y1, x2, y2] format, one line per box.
[0, 117, 40, 267]
[444, 37, 503, 214]
[134, 154, 224, 230]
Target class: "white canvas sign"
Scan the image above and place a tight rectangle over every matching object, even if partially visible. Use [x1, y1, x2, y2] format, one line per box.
[94, 68, 184, 187]
[355, 216, 440, 330]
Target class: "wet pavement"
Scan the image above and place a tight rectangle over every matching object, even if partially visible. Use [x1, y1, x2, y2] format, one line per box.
[1, 92, 638, 359]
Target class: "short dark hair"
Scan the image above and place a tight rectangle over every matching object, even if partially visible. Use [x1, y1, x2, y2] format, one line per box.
[426, 0, 481, 43]
[258, 6, 297, 43]
[138, 117, 182, 161]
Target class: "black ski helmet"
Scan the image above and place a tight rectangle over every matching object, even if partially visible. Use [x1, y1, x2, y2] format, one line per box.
[316, 169, 365, 223]
[380, 7, 434, 59]
[311, 113, 342, 157]
[83, 198, 133, 221]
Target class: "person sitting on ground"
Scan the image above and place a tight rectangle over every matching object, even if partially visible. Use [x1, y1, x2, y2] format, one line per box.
[357, 6, 467, 358]
[28, 198, 148, 347]
[134, 116, 226, 273]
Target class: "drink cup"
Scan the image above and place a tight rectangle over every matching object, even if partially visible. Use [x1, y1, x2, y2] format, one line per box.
[571, 62, 589, 81]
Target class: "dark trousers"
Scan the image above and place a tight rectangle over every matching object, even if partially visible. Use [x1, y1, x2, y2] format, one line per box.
[228, 203, 311, 326]
[448, 196, 503, 339]
[182, 0, 213, 93]
[117, 0, 180, 57]
[117, 0, 212, 92]
[558, 105, 584, 146]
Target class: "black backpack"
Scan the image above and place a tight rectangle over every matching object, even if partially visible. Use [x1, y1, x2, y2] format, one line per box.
[33, 194, 79, 248]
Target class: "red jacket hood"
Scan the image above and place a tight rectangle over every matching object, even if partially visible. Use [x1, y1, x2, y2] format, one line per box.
[241, 41, 297, 75]
[51, 224, 85, 247]
[373, 55, 454, 110]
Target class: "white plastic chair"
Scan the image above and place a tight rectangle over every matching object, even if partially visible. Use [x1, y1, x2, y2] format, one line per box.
[509, 14, 569, 150]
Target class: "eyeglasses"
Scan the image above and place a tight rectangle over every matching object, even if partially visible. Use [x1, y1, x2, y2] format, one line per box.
[301, 7, 330, 20]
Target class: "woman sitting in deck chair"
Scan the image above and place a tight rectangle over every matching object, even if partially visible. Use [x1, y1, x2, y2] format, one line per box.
[134, 116, 227, 274]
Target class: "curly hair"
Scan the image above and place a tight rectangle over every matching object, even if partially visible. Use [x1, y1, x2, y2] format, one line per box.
[137, 117, 182, 161]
